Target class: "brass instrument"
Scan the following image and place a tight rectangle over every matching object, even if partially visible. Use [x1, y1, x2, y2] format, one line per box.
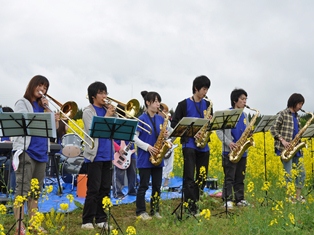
[281, 109, 314, 162]
[195, 97, 213, 148]
[229, 106, 259, 163]
[40, 91, 95, 149]
[104, 96, 152, 135]
[149, 108, 172, 166]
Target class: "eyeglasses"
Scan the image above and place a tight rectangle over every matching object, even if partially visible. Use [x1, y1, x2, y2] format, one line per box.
[97, 91, 109, 95]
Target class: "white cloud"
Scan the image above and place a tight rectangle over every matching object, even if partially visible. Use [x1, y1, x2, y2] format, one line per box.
[1, 0, 314, 116]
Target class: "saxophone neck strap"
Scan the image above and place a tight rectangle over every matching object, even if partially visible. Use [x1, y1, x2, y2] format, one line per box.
[192, 96, 203, 118]
[147, 113, 158, 139]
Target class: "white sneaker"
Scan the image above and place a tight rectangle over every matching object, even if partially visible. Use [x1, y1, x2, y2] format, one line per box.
[138, 212, 152, 221]
[154, 212, 162, 219]
[96, 222, 113, 230]
[223, 201, 234, 209]
[237, 200, 250, 207]
[81, 223, 94, 229]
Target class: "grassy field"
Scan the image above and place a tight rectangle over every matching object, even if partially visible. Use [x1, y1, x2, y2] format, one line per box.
[2, 131, 314, 234]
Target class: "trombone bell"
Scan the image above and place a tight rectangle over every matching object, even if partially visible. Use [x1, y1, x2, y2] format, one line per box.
[61, 101, 78, 119]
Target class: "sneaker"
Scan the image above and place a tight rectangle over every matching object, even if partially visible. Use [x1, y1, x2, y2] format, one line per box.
[237, 200, 250, 207]
[138, 212, 152, 221]
[38, 227, 48, 234]
[116, 194, 125, 200]
[161, 186, 169, 191]
[223, 201, 234, 209]
[154, 212, 162, 219]
[297, 196, 306, 203]
[96, 222, 113, 230]
[81, 223, 94, 229]
[14, 225, 26, 235]
[190, 211, 200, 217]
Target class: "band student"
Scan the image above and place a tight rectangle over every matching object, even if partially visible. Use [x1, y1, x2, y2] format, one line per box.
[12, 75, 59, 235]
[216, 88, 251, 209]
[134, 91, 168, 220]
[81, 81, 115, 230]
[171, 75, 212, 215]
[270, 93, 306, 203]
[158, 103, 175, 191]
[112, 139, 137, 199]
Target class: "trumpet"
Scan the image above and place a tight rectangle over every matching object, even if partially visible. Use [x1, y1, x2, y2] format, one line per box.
[104, 96, 152, 135]
[40, 91, 95, 149]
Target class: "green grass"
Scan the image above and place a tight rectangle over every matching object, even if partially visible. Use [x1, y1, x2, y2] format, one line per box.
[2, 189, 314, 235]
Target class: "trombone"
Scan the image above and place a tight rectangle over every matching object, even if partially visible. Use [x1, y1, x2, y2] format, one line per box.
[40, 91, 95, 149]
[105, 96, 152, 135]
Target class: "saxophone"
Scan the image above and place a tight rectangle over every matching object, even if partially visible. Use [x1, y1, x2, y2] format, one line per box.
[149, 109, 172, 166]
[281, 109, 314, 162]
[229, 106, 260, 163]
[195, 98, 213, 148]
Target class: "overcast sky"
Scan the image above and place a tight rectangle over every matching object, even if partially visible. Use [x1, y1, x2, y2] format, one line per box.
[1, 0, 313, 117]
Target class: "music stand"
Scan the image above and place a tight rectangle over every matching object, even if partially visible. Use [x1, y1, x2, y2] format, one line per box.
[253, 115, 277, 206]
[302, 124, 314, 196]
[89, 116, 138, 235]
[0, 112, 56, 235]
[170, 117, 211, 221]
[208, 109, 243, 217]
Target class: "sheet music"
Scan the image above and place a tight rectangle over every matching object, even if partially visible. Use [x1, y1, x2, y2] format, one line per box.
[24, 113, 57, 138]
[208, 109, 243, 130]
[171, 117, 208, 137]
[90, 116, 138, 140]
[0, 112, 56, 138]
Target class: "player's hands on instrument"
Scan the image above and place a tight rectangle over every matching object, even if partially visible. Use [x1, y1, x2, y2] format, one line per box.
[54, 112, 60, 121]
[41, 97, 49, 109]
[163, 130, 170, 139]
[105, 104, 115, 117]
[281, 139, 290, 149]
[148, 145, 159, 155]
[118, 148, 126, 156]
[229, 142, 237, 151]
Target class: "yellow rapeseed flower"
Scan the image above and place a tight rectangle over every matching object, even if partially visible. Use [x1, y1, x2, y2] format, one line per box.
[102, 196, 113, 211]
[288, 213, 295, 225]
[112, 229, 119, 235]
[0, 204, 7, 215]
[60, 203, 69, 211]
[13, 195, 27, 208]
[66, 194, 74, 203]
[200, 209, 211, 220]
[126, 226, 136, 235]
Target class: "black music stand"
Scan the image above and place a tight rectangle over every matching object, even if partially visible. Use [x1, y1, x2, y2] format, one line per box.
[253, 115, 277, 206]
[208, 109, 243, 217]
[89, 116, 138, 235]
[302, 124, 314, 196]
[170, 117, 209, 221]
[0, 112, 56, 235]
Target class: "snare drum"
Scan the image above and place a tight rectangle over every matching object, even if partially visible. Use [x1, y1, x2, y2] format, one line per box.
[61, 134, 82, 158]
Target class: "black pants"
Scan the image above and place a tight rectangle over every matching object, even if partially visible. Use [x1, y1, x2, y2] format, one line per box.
[136, 167, 162, 216]
[183, 148, 209, 213]
[222, 155, 247, 203]
[82, 161, 111, 224]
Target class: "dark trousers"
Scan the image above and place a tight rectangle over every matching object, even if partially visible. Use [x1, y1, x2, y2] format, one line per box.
[112, 158, 137, 198]
[82, 161, 111, 224]
[136, 167, 162, 216]
[183, 148, 209, 213]
[222, 155, 247, 203]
